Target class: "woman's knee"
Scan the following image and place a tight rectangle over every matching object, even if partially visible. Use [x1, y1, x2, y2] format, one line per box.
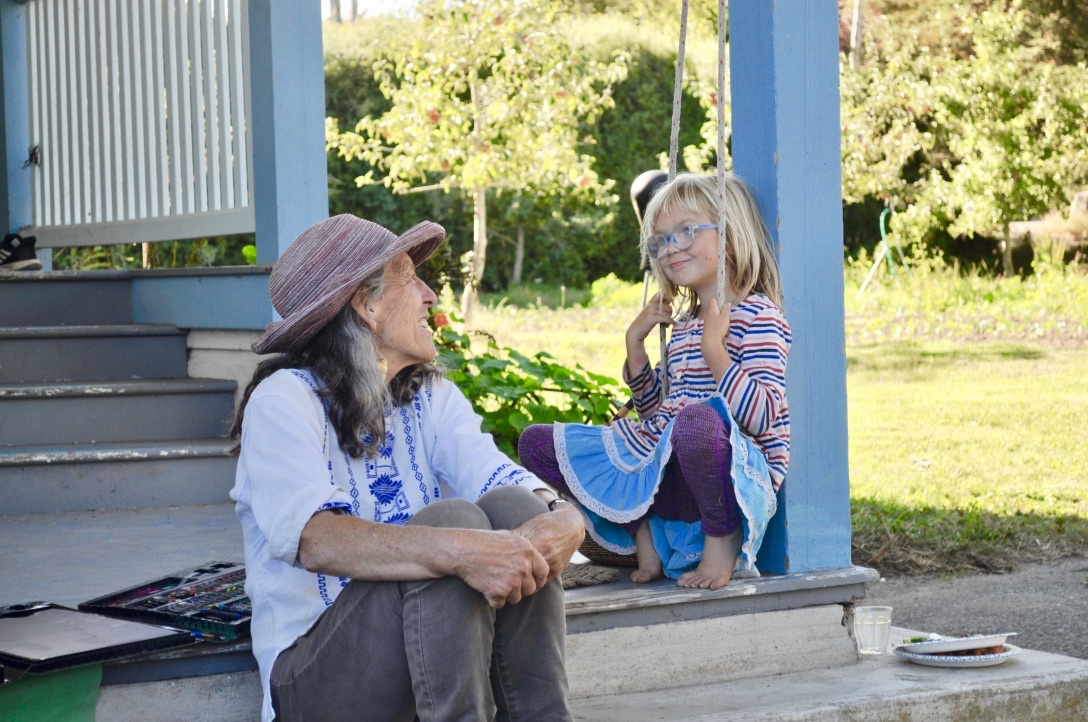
[477, 485, 547, 530]
[409, 498, 492, 530]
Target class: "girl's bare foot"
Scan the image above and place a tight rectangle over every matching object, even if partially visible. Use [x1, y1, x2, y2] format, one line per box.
[630, 520, 663, 584]
[678, 529, 741, 590]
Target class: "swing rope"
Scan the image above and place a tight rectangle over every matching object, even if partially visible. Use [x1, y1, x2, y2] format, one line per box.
[630, 0, 728, 414]
[658, 0, 691, 396]
[716, 0, 728, 311]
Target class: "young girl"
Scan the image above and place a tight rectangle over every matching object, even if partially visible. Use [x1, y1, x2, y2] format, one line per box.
[519, 172, 791, 590]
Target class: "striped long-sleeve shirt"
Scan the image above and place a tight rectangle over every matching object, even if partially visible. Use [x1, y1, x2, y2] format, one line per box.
[613, 294, 791, 490]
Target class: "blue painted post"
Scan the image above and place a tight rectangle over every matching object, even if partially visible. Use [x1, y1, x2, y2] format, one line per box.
[248, 0, 328, 266]
[730, 2, 852, 573]
[0, 0, 48, 268]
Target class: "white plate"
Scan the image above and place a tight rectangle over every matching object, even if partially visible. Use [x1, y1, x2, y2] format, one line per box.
[898, 632, 1017, 655]
[893, 643, 1021, 668]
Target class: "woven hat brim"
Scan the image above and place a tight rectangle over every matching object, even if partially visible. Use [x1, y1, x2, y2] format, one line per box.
[251, 221, 445, 355]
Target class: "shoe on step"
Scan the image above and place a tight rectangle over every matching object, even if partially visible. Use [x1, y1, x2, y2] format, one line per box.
[0, 233, 43, 271]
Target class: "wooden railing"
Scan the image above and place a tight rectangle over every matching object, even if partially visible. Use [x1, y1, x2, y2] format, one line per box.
[25, 0, 253, 248]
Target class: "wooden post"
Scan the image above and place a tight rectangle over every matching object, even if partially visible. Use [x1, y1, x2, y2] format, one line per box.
[730, 2, 852, 573]
[248, 0, 328, 265]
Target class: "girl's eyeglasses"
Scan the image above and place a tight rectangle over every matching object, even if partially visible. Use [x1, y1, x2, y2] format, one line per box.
[646, 224, 718, 259]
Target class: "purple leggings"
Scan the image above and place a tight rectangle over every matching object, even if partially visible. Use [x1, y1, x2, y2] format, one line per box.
[518, 403, 741, 538]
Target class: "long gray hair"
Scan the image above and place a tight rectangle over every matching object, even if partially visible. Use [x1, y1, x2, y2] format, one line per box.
[231, 266, 443, 458]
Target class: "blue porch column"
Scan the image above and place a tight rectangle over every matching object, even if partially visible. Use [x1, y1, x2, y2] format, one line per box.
[730, 2, 851, 572]
[248, 0, 328, 265]
[0, 0, 46, 267]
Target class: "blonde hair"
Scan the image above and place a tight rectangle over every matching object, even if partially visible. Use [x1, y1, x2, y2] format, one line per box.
[640, 173, 783, 317]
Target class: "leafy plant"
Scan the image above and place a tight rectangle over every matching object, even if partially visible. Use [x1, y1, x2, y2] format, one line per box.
[432, 310, 624, 460]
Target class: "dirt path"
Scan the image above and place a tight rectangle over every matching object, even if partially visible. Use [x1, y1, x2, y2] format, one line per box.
[863, 556, 1088, 659]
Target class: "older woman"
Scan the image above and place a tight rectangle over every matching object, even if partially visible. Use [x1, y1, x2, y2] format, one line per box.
[230, 215, 585, 722]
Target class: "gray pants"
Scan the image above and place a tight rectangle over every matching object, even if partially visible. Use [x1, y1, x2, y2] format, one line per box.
[269, 486, 572, 722]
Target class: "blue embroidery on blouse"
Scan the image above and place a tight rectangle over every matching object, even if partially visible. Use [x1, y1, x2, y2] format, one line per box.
[414, 395, 441, 500]
[365, 431, 409, 523]
[342, 447, 362, 516]
[318, 501, 352, 513]
[317, 574, 334, 606]
[479, 464, 531, 496]
[401, 406, 429, 504]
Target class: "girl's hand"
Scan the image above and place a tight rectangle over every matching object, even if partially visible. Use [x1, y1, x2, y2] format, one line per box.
[700, 298, 732, 378]
[625, 292, 674, 377]
[626, 292, 674, 346]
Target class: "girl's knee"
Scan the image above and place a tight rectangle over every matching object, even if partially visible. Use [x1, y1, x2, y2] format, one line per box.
[516, 424, 552, 461]
[673, 403, 725, 447]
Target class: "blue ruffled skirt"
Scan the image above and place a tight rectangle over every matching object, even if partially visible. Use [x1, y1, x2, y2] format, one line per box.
[553, 395, 776, 578]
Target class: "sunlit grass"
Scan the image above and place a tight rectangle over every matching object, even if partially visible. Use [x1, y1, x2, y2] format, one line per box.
[847, 342, 1088, 574]
[464, 261, 1088, 576]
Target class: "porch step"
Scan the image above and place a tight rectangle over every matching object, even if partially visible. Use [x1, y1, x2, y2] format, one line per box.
[0, 324, 188, 383]
[0, 439, 235, 513]
[0, 378, 236, 445]
[0, 270, 133, 326]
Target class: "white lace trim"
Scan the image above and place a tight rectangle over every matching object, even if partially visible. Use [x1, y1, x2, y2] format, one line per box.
[553, 423, 671, 524]
[578, 507, 637, 555]
[716, 394, 775, 572]
[603, 426, 659, 474]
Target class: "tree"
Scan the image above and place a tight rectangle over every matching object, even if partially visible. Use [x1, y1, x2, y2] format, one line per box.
[840, 1, 1088, 267]
[329, 0, 626, 320]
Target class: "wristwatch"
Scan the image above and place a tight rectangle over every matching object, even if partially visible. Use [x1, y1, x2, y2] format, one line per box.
[548, 497, 572, 512]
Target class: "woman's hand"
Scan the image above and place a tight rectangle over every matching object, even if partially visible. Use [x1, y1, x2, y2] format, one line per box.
[452, 529, 550, 608]
[514, 505, 586, 584]
[625, 292, 674, 377]
[700, 298, 732, 382]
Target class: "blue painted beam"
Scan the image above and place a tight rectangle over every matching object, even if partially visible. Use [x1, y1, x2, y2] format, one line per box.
[248, 0, 329, 265]
[730, 1, 852, 573]
[131, 269, 273, 330]
[1, 1, 31, 232]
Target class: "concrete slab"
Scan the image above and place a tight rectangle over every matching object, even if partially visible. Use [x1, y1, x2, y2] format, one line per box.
[570, 627, 1088, 721]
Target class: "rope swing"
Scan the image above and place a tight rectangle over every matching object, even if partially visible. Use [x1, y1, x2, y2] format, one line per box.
[656, 0, 729, 390]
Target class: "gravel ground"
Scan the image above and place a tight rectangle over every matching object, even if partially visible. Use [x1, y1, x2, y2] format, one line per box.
[863, 556, 1088, 659]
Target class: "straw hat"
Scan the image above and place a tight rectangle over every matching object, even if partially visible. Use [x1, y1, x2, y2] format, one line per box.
[251, 215, 445, 355]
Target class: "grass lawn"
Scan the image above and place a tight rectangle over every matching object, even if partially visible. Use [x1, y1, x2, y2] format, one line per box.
[847, 342, 1088, 575]
[470, 263, 1088, 576]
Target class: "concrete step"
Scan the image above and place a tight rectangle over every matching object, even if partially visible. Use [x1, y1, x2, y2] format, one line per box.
[0, 324, 188, 383]
[0, 270, 133, 326]
[0, 439, 236, 513]
[0, 378, 237, 446]
[570, 633, 1088, 721]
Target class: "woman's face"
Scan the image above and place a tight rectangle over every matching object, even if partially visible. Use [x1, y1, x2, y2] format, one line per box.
[354, 252, 438, 381]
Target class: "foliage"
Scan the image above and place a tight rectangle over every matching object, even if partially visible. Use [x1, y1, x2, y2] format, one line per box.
[328, 0, 628, 314]
[432, 309, 624, 460]
[840, 2, 1088, 259]
[587, 272, 646, 309]
[867, 0, 1088, 66]
[52, 234, 255, 271]
[844, 240, 1088, 344]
